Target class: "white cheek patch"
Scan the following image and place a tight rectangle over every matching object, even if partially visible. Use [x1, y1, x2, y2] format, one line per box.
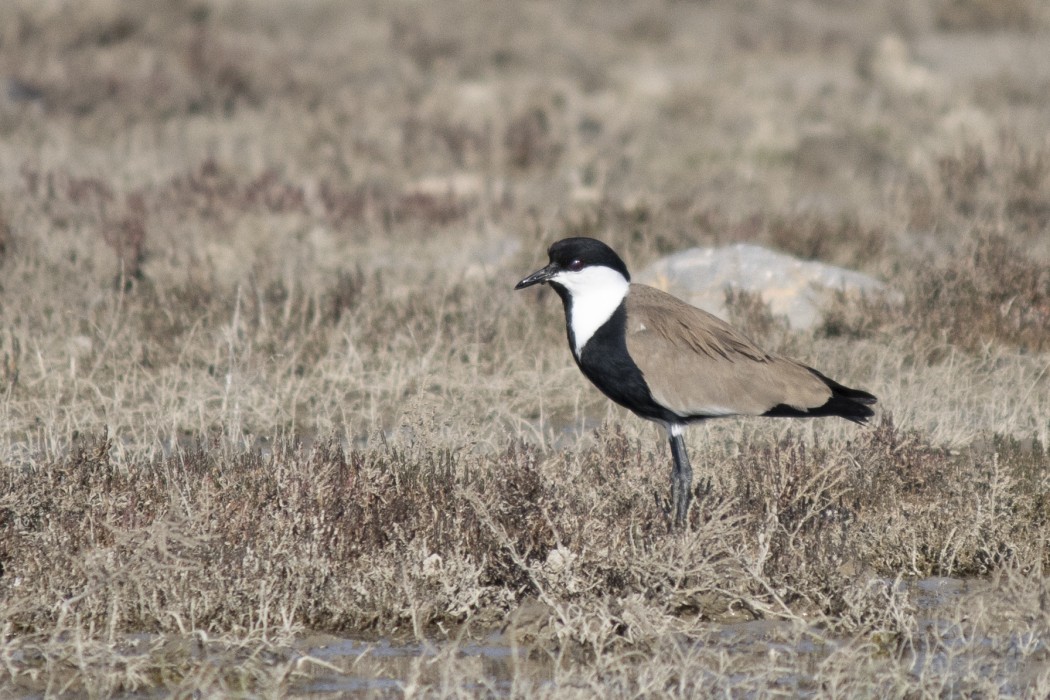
[551, 267, 630, 357]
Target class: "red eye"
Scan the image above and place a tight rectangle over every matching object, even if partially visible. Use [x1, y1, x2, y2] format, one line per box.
[567, 259, 584, 272]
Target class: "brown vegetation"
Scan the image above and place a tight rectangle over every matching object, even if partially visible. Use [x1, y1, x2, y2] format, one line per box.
[1, 0, 1049, 695]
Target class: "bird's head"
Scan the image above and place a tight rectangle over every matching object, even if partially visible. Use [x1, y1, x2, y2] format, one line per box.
[514, 237, 630, 296]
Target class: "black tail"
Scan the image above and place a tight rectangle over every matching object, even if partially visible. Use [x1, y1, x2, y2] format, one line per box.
[763, 368, 877, 424]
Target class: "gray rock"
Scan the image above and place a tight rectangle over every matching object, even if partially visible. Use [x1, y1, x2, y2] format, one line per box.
[636, 243, 890, 330]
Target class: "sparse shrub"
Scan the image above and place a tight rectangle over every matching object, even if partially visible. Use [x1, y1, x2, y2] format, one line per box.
[185, 27, 258, 113]
[318, 180, 378, 228]
[0, 332, 19, 390]
[683, 208, 888, 272]
[389, 16, 461, 71]
[242, 170, 307, 214]
[10, 419, 1034, 649]
[914, 231, 1050, 352]
[322, 268, 366, 325]
[821, 228, 1050, 352]
[849, 417, 1050, 576]
[724, 288, 787, 347]
[935, 0, 1042, 31]
[937, 145, 988, 219]
[505, 106, 561, 170]
[401, 116, 491, 169]
[765, 213, 887, 270]
[909, 141, 1050, 237]
[1003, 143, 1050, 235]
[393, 191, 468, 226]
[729, 435, 856, 607]
[0, 205, 9, 263]
[102, 192, 147, 286]
[318, 180, 470, 231]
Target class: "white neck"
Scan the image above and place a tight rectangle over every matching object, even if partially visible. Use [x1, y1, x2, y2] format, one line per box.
[551, 266, 630, 358]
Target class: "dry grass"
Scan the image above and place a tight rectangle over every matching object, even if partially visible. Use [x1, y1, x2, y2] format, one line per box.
[1, 0, 1050, 695]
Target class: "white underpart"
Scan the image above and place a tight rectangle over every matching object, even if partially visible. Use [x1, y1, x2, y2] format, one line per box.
[551, 266, 630, 358]
[691, 406, 739, 417]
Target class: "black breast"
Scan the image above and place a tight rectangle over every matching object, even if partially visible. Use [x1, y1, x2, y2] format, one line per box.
[574, 302, 682, 425]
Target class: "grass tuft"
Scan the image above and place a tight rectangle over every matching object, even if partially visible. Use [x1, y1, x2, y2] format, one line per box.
[1, 0, 1049, 694]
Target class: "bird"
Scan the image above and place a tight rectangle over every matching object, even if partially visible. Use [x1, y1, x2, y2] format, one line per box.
[515, 237, 877, 527]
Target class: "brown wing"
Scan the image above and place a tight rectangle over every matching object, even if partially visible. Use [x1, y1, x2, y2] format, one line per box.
[624, 284, 832, 418]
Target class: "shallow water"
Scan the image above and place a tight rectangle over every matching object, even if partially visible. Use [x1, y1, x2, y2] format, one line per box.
[12, 577, 1038, 698]
[283, 577, 1050, 697]
[290, 632, 552, 697]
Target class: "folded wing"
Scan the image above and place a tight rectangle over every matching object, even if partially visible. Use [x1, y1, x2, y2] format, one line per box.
[624, 284, 842, 420]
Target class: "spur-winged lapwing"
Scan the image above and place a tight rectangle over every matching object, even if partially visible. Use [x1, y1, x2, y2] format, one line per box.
[515, 237, 877, 527]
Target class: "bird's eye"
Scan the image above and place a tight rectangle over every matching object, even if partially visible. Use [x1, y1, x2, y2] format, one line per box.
[567, 259, 584, 272]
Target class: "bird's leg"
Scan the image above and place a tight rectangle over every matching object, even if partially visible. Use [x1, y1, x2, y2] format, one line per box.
[669, 432, 693, 528]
